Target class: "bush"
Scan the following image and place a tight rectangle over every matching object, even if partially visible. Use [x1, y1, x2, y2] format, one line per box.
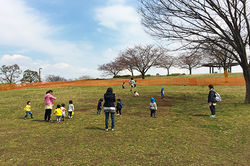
[113, 74, 151, 79]
[168, 73, 185, 76]
[113, 75, 131, 78]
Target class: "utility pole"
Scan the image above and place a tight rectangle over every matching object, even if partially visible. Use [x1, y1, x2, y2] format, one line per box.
[39, 68, 42, 82]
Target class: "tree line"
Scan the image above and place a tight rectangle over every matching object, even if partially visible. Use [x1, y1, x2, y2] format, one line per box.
[98, 44, 237, 78]
[0, 64, 92, 84]
[138, 0, 250, 103]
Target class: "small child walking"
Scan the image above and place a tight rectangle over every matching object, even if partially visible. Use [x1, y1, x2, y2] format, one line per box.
[122, 82, 125, 89]
[54, 104, 62, 123]
[161, 88, 165, 98]
[68, 100, 75, 119]
[24, 101, 33, 120]
[149, 97, 157, 118]
[97, 98, 103, 115]
[116, 99, 123, 116]
[61, 103, 66, 121]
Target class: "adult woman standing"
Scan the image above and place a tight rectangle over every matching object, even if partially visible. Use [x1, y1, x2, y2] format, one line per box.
[103, 87, 116, 131]
[44, 90, 56, 121]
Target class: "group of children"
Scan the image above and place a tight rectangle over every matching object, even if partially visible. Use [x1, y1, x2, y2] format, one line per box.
[96, 86, 165, 118]
[97, 98, 123, 116]
[24, 100, 75, 123]
[24, 86, 165, 123]
[54, 100, 75, 123]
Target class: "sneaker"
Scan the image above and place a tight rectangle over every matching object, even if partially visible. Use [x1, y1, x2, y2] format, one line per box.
[24, 118, 26, 120]
[105, 129, 108, 131]
[111, 128, 114, 131]
[209, 115, 215, 117]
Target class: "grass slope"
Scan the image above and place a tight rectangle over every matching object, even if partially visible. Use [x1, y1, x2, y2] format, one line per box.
[0, 85, 249, 165]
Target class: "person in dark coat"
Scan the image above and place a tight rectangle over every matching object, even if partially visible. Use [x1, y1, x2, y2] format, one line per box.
[116, 99, 123, 116]
[97, 98, 103, 115]
[103, 87, 116, 131]
[208, 84, 217, 117]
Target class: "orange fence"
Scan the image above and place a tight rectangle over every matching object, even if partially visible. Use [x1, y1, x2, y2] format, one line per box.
[0, 77, 245, 91]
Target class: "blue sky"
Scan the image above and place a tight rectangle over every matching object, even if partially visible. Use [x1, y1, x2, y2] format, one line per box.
[0, 0, 242, 80]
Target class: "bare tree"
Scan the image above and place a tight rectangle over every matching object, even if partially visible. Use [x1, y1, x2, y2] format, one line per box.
[139, 0, 250, 103]
[123, 45, 163, 79]
[0, 64, 22, 84]
[98, 61, 123, 77]
[115, 54, 135, 77]
[203, 44, 236, 73]
[177, 52, 203, 75]
[46, 75, 67, 82]
[21, 69, 39, 83]
[157, 54, 175, 75]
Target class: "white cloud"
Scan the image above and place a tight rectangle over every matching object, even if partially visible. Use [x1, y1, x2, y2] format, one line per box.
[95, 5, 138, 30]
[0, 54, 101, 79]
[103, 48, 118, 61]
[0, 0, 91, 63]
[95, 2, 154, 47]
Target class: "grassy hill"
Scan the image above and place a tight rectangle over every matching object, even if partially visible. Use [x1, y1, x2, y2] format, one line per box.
[0, 84, 249, 165]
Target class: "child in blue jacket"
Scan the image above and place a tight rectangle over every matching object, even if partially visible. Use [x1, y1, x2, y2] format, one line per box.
[116, 99, 123, 116]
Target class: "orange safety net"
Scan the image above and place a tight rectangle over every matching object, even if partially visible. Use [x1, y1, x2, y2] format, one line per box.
[0, 77, 245, 91]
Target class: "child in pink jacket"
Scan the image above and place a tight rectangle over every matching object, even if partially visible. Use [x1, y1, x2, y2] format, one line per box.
[44, 90, 56, 122]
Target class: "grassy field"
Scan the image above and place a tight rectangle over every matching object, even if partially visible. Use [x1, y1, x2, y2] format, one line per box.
[0, 84, 249, 165]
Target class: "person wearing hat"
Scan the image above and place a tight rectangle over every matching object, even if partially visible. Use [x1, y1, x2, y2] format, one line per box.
[149, 97, 157, 118]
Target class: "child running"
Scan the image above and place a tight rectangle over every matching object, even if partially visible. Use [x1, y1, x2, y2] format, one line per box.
[149, 97, 157, 118]
[54, 104, 62, 123]
[24, 101, 33, 120]
[61, 103, 66, 121]
[68, 100, 74, 119]
[97, 98, 103, 115]
[116, 99, 123, 116]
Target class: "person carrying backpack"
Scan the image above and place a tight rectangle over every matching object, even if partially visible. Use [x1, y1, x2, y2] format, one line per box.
[208, 84, 221, 117]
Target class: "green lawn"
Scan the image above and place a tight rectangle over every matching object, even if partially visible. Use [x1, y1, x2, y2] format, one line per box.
[0, 85, 249, 165]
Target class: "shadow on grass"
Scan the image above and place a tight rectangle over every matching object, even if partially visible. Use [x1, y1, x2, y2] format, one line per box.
[192, 114, 208, 117]
[85, 126, 104, 130]
[32, 119, 57, 123]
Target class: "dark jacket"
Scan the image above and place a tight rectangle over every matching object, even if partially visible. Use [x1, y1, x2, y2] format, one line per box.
[208, 89, 216, 103]
[103, 92, 116, 107]
[97, 101, 102, 110]
[116, 102, 123, 110]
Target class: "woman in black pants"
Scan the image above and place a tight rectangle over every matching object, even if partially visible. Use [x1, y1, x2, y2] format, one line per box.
[103, 87, 116, 131]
